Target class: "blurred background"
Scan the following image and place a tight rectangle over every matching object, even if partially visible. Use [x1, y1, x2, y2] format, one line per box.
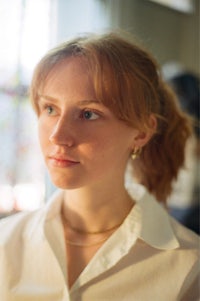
[0, 0, 199, 233]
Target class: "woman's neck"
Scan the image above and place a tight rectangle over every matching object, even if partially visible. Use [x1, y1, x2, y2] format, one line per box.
[62, 184, 134, 234]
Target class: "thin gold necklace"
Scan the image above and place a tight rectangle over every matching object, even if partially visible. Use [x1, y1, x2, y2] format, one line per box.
[61, 214, 121, 247]
[64, 236, 111, 248]
[61, 207, 124, 247]
[63, 217, 123, 235]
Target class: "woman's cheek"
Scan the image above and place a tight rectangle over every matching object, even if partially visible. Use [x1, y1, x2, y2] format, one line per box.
[38, 120, 50, 148]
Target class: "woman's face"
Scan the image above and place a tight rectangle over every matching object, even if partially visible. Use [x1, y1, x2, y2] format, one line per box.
[37, 57, 140, 189]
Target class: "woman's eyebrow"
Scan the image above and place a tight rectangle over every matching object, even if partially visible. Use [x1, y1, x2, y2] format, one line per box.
[76, 100, 101, 106]
[37, 95, 104, 109]
[38, 94, 58, 102]
[38, 95, 101, 105]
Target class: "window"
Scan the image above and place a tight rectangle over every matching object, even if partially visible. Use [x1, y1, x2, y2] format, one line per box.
[0, 0, 53, 213]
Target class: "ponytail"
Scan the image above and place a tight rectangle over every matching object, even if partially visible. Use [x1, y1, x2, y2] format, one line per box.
[132, 81, 193, 202]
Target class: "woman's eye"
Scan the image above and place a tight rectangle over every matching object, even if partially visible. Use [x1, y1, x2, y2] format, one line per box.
[46, 106, 55, 115]
[82, 110, 99, 120]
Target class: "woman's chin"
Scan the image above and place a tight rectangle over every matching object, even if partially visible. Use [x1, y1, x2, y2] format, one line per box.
[49, 175, 83, 190]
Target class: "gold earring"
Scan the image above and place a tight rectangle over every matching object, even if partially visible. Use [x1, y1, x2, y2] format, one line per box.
[131, 147, 142, 160]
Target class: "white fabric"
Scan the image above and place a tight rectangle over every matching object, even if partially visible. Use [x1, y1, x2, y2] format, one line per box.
[0, 189, 199, 301]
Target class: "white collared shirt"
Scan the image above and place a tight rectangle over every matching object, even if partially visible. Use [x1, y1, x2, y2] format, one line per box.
[0, 189, 199, 301]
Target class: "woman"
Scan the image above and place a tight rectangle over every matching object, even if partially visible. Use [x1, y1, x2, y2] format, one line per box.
[0, 32, 199, 301]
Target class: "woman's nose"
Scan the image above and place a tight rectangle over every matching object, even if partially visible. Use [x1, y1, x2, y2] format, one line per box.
[49, 117, 75, 147]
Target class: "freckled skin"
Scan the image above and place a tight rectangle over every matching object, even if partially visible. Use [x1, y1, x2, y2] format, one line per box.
[38, 57, 140, 190]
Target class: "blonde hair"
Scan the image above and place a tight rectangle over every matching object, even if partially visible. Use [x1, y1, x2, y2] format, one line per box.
[30, 32, 192, 202]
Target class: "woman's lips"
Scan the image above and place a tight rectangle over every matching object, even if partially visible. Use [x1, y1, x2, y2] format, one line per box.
[48, 156, 80, 168]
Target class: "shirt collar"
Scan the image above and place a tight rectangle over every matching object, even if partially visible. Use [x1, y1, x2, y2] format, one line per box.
[23, 190, 63, 243]
[127, 184, 180, 250]
[21, 187, 179, 292]
[25, 186, 179, 251]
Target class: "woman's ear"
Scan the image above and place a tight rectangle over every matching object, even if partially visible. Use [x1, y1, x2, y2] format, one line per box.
[133, 114, 157, 148]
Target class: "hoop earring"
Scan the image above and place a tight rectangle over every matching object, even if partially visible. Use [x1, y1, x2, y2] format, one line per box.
[131, 147, 142, 160]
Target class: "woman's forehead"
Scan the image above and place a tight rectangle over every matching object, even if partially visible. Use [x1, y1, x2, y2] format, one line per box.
[39, 57, 96, 100]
